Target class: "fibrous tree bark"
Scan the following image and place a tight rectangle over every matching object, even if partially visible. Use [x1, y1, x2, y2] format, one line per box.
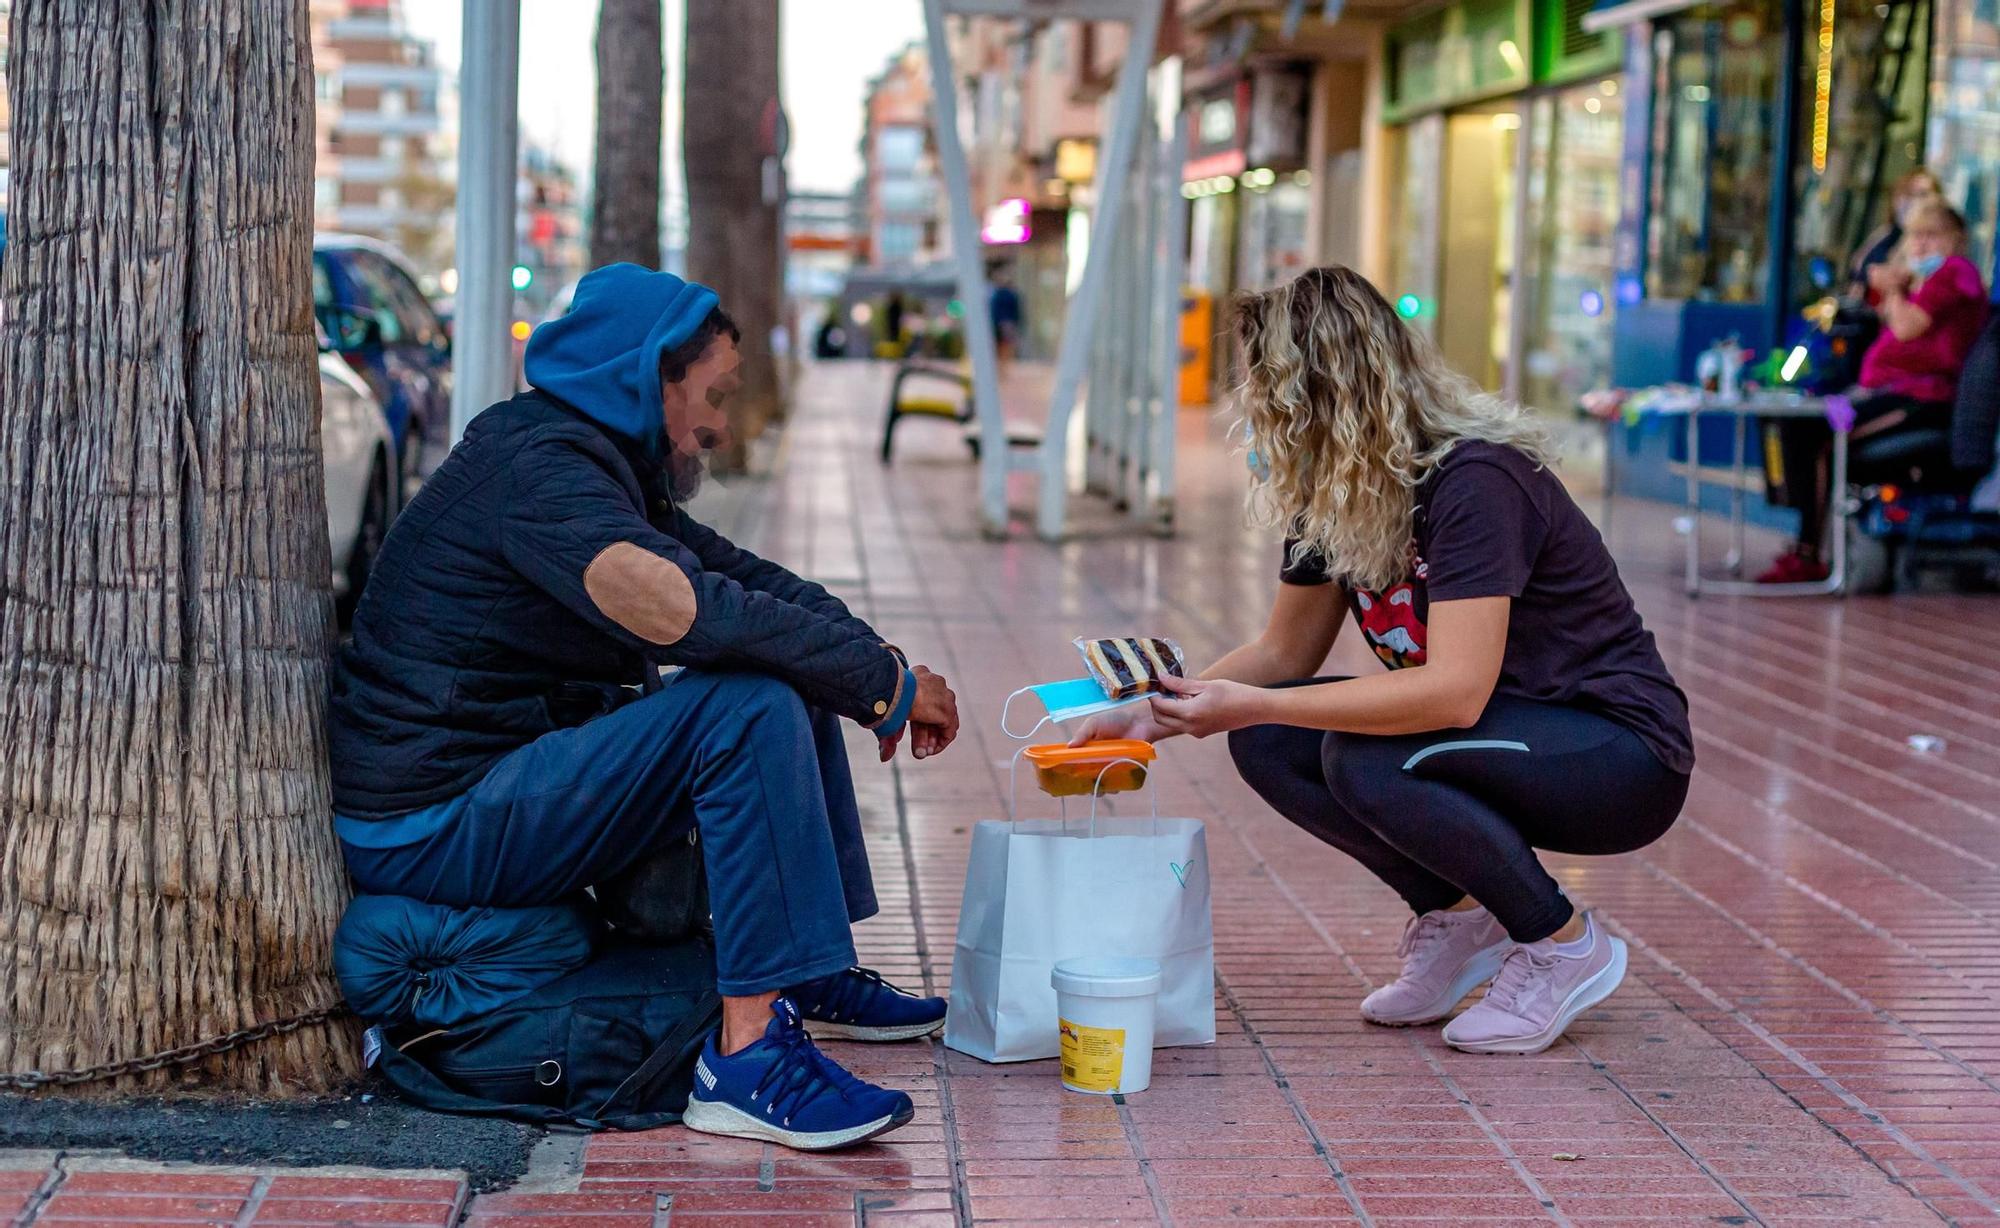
[0, 0, 357, 1092]
[684, 0, 784, 469]
[590, 0, 665, 270]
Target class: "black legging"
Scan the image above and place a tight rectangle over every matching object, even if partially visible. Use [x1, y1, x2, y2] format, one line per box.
[1768, 393, 1951, 552]
[1226, 679, 1689, 943]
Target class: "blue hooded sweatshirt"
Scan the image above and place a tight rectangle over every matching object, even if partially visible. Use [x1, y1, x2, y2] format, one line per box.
[522, 263, 721, 454]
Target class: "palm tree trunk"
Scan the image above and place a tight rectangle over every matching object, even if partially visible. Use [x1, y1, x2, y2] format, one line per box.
[683, 0, 783, 470]
[590, 0, 664, 270]
[0, 0, 357, 1093]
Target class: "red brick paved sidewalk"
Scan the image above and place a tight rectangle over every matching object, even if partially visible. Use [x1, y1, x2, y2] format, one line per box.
[10, 360, 2000, 1225]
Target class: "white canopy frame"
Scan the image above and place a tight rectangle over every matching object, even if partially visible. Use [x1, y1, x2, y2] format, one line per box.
[920, 0, 1178, 539]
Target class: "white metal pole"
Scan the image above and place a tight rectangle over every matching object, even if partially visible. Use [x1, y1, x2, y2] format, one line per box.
[1129, 135, 1159, 510]
[1115, 176, 1141, 509]
[1150, 114, 1190, 533]
[1036, 0, 1165, 539]
[1103, 191, 1132, 506]
[451, 0, 522, 444]
[1140, 120, 1163, 510]
[921, 0, 1011, 537]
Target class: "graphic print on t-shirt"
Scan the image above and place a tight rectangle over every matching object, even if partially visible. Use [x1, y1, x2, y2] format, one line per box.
[1349, 549, 1429, 668]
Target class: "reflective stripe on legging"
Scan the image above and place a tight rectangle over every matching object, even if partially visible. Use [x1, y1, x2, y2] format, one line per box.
[1401, 739, 1530, 771]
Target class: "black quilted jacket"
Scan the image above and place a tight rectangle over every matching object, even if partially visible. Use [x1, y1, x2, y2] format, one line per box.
[329, 391, 899, 819]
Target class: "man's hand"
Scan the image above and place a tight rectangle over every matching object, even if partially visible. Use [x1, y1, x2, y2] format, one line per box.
[909, 666, 959, 759]
[879, 665, 959, 762]
[1147, 673, 1266, 739]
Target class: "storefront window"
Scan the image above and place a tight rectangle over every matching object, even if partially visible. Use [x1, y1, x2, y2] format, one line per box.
[1436, 105, 1520, 389]
[1645, 0, 1783, 303]
[1929, 0, 2000, 278]
[1386, 115, 1445, 336]
[1187, 192, 1238, 296]
[1237, 178, 1313, 291]
[1520, 79, 1626, 413]
[1791, 0, 1932, 303]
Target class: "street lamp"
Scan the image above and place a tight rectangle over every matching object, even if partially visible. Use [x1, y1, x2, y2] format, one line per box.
[451, 0, 522, 444]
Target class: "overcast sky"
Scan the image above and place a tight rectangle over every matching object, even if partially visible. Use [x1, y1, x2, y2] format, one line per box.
[400, 1, 924, 196]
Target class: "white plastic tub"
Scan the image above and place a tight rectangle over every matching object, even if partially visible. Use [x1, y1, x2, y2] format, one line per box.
[1051, 956, 1163, 1095]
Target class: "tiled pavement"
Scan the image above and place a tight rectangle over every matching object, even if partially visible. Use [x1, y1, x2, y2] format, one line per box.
[0, 1167, 469, 1226]
[10, 359, 2000, 1225]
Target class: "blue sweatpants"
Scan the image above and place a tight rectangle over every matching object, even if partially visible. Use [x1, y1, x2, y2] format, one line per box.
[338, 671, 876, 996]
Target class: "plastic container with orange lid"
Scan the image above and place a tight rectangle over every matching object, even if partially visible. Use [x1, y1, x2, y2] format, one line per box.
[1022, 740, 1157, 798]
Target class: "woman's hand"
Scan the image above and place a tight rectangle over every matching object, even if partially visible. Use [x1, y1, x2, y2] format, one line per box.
[1868, 261, 1911, 296]
[1146, 674, 1267, 739]
[1067, 701, 1172, 746]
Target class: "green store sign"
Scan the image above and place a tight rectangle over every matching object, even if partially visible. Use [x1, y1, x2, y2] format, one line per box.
[1386, 0, 1622, 121]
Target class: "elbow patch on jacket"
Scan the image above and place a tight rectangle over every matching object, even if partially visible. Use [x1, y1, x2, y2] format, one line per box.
[584, 541, 698, 645]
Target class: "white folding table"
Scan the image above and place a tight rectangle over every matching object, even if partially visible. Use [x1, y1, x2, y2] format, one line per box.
[1596, 391, 1849, 597]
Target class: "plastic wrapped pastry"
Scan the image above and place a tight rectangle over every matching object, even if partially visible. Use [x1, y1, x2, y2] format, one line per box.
[1074, 636, 1185, 701]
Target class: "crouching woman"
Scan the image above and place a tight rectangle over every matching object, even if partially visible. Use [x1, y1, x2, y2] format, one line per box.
[1079, 266, 1694, 1054]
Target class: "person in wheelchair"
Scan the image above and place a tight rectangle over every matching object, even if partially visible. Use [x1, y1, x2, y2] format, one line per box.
[1762, 200, 1990, 584]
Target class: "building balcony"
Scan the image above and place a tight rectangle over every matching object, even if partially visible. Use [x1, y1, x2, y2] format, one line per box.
[333, 60, 445, 89]
[334, 111, 443, 138]
[332, 157, 400, 184]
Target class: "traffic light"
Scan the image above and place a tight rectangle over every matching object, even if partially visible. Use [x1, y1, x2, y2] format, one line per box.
[511, 264, 533, 291]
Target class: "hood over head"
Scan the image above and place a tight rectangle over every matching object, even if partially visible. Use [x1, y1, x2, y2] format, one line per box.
[522, 263, 721, 453]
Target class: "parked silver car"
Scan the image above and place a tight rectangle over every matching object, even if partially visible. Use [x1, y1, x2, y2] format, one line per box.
[320, 349, 396, 621]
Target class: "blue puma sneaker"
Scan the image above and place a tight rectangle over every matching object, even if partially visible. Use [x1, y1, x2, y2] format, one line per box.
[682, 998, 915, 1151]
[788, 966, 947, 1042]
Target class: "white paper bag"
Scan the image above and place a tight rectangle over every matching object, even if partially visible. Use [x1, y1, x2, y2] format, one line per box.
[944, 811, 1216, 1063]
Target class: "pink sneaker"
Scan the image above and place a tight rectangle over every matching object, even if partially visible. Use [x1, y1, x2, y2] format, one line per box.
[1442, 914, 1628, 1054]
[1361, 906, 1511, 1026]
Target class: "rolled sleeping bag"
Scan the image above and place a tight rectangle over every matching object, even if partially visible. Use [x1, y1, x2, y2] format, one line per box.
[334, 894, 599, 1030]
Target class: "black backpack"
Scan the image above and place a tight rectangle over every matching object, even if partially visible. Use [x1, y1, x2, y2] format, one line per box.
[374, 936, 722, 1131]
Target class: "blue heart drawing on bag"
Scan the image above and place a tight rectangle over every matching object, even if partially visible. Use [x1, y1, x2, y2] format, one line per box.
[1170, 859, 1195, 888]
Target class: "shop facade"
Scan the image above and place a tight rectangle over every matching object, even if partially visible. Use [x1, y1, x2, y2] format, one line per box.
[1382, 0, 1629, 414]
[1595, 0, 1967, 389]
[1181, 62, 1318, 302]
[1929, 0, 2000, 284]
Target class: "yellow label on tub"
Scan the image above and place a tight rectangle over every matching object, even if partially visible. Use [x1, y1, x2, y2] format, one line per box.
[1058, 1018, 1126, 1092]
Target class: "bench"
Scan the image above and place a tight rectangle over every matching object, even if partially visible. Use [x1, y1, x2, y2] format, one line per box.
[880, 360, 1042, 463]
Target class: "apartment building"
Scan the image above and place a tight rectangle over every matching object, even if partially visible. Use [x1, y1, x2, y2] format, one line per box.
[320, 0, 454, 280]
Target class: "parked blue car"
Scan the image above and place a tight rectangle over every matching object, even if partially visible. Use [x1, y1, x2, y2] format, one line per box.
[313, 235, 452, 500]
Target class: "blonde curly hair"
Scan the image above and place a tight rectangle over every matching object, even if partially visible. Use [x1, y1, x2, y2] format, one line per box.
[1233, 266, 1555, 592]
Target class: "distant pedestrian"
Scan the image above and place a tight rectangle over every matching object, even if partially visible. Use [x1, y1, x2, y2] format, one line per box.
[988, 265, 1022, 363]
[1074, 265, 1692, 1056]
[883, 291, 906, 354]
[813, 308, 846, 359]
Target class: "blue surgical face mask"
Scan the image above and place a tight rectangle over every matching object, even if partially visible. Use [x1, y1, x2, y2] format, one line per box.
[1003, 678, 1146, 737]
[1244, 423, 1270, 482]
[1911, 253, 1946, 279]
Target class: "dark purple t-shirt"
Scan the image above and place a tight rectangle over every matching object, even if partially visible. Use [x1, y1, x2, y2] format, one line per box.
[1281, 441, 1694, 773]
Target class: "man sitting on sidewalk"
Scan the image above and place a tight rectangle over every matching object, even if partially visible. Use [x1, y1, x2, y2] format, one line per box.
[329, 264, 960, 1151]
